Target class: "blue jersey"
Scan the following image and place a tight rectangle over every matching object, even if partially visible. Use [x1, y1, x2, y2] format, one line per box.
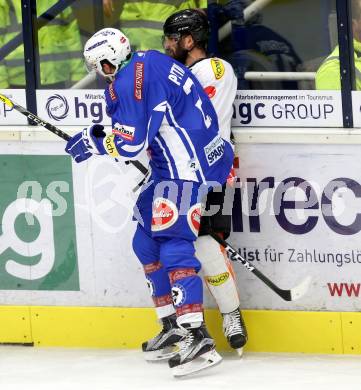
[104, 50, 233, 185]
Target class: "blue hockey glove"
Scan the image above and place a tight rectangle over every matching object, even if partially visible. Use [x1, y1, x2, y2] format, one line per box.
[81, 124, 108, 155]
[65, 132, 93, 163]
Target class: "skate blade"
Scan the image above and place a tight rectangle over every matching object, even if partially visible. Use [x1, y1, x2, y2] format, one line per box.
[172, 349, 223, 377]
[144, 346, 178, 362]
[236, 347, 243, 358]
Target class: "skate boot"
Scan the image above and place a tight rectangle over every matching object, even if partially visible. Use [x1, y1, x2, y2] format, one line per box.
[222, 308, 248, 357]
[142, 314, 185, 361]
[168, 323, 222, 377]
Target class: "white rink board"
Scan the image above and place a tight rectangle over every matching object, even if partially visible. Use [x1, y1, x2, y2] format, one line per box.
[231, 143, 361, 311]
[0, 141, 360, 311]
[0, 89, 343, 128]
[232, 90, 343, 127]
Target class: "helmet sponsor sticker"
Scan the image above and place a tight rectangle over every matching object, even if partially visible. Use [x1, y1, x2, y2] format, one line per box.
[112, 122, 136, 141]
[211, 58, 225, 80]
[86, 39, 108, 52]
[151, 197, 178, 231]
[134, 62, 144, 100]
[187, 203, 202, 236]
[206, 272, 230, 286]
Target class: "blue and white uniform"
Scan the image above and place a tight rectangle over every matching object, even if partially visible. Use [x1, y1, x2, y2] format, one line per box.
[104, 50, 233, 184]
[105, 51, 233, 323]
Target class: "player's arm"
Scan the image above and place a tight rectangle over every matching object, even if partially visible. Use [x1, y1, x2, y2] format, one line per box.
[66, 86, 149, 162]
[66, 62, 167, 163]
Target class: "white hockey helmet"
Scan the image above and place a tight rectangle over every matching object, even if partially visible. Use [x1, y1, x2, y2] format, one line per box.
[83, 28, 131, 79]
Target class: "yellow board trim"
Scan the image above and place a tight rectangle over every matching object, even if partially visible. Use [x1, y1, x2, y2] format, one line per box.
[1, 307, 360, 354]
[0, 306, 32, 344]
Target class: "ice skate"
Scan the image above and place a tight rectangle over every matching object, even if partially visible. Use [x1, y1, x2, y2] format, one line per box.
[168, 324, 222, 377]
[142, 314, 185, 361]
[223, 308, 248, 357]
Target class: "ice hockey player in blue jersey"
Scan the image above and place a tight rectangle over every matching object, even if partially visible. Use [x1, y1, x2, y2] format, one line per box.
[65, 27, 233, 377]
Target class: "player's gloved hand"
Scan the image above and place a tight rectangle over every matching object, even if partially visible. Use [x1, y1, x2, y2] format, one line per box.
[65, 132, 93, 163]
[65, 125, 107, 163]
[81, 124, 108, 155]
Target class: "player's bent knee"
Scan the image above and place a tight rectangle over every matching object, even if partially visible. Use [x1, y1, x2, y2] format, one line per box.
[195, 235, 229, 274]
[158, 237, 201, 272]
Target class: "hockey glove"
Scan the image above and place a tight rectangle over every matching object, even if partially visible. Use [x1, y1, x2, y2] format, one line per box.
[82, 124, 120, 158]
[65, 132, 93, 163]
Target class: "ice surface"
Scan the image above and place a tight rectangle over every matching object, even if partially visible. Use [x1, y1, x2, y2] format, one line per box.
[0, 347, 360, 390]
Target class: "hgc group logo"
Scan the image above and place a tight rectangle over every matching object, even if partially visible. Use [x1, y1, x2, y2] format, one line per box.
[46, 94, 69, 121]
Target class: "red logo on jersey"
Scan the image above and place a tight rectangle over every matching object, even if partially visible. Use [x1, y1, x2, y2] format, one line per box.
[151, 198, 178, 231]
[204, 85, 216, 99]
[227, 167, 237, 186]
[134, 62, 144, 100]
[109, 82, 117, 101]
[187, 204, 202, 236]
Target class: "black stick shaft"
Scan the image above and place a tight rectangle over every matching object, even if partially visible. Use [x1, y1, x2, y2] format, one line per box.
[5, 96, 149, 174]
[209, 232, 292, 301]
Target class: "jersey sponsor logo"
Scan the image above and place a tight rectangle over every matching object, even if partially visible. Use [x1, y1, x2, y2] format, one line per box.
[46, 94, 69, 121]
[204, 136, 225, 166]
[134, 62, 144, 100]
[108, 83, 117, 101]
[206, 272, 230, 287]
[103, 134, 120, 158]
[211, 58, 225, 80]
[171, 284, 186, 307]
[151, 197, 178, 231]
[187, 203, 202, 236]
[112, 122, 136, 141]
[204, 85, 216, 99]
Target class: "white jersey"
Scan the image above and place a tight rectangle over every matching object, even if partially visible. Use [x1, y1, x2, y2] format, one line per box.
[189, 57, 237, 143]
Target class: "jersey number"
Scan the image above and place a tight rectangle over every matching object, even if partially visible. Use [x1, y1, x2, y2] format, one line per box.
[183, 77, 212, 129]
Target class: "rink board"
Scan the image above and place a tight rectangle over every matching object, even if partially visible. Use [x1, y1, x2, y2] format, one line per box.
[0, 306, 360, 354]
[0, 133, 360, 353]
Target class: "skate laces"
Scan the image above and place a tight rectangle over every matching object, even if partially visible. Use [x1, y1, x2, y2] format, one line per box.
[223, 310, 245, 337]
[177, 330, 194, 354]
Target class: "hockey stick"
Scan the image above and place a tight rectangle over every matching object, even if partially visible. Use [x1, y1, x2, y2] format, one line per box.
[0, 94, 310, 300]
[209, 231, 311, 301]
[0, 93, 148, 176]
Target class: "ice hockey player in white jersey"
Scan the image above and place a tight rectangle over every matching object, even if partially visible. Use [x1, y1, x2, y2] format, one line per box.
[65, 27, 234, 377]
[152, 8, 248, 357]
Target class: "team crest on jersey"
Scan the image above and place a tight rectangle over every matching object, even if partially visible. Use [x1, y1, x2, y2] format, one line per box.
[211, 58, 225, 80]
[171, 284, 186, 307]
[204, 136, 225, 166]
[134, 62, 144, 100]
[187, 203, 202, 236]
[206, 272, 230, 287]
[112, 122, 136, 141]
[151, 198, 178, 231]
